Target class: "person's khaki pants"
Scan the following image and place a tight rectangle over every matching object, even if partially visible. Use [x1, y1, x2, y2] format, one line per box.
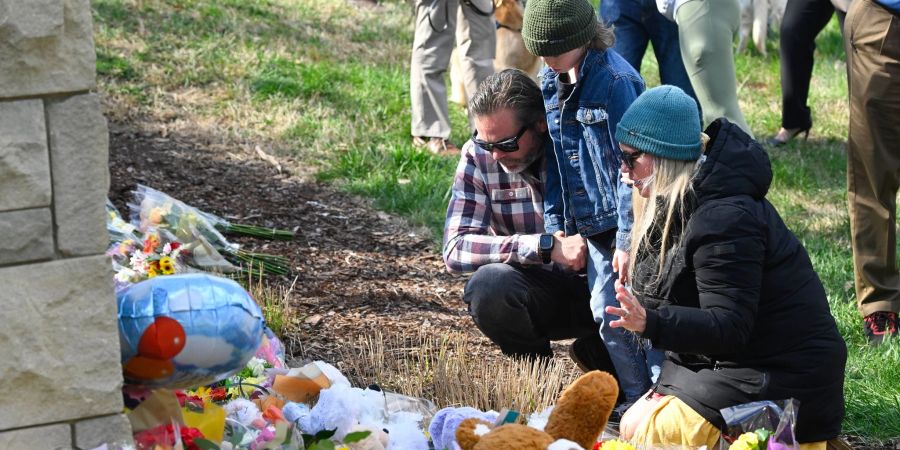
[844, 0, 900, 316]
[410, 0, 495, 140]
[676, 0, 752, 136]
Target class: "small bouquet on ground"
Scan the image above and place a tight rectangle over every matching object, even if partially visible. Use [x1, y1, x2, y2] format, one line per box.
[108, 231, 189, 289]
[721, 399, 800, 450]
[129, 185, 291, 278]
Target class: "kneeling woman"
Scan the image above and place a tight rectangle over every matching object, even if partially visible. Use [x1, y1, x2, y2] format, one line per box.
[608, 86, 846, 448]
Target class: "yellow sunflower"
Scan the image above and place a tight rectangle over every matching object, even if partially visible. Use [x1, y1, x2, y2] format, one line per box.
[159, 256, 176, 275]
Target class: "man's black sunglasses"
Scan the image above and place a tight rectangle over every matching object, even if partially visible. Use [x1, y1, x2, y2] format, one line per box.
[621, 150, 644, 170]
[472, 124, 532, 153]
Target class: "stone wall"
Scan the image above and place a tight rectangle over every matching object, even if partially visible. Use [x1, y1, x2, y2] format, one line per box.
[0, 0, 132, 448]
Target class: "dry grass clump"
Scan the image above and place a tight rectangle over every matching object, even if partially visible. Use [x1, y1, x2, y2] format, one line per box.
[337, 331, 579, 415]
[247, 274, 299, 337]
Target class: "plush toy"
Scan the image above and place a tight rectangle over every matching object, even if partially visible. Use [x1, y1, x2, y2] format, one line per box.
[455, 371, 619, 450]
[282, 383, 430, 450]
[429, 406, 500, 450]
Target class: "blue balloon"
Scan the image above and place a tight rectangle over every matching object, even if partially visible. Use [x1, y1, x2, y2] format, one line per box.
[117, 274, 265, 389]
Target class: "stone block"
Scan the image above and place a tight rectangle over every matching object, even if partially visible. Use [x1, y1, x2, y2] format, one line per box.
[0, 99, 52, 211]
[0, 208, 54, 265]
[0, 0, 96, 98]
[0, 256, 124, 430]
[46, 93, 109, 257]
[0, 423, 70, 449]
[74, 414, 133, 449]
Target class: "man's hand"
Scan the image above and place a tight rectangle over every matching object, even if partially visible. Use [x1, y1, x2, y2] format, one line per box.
[550, 231, 587, 272]
[612, 248, 630, 283]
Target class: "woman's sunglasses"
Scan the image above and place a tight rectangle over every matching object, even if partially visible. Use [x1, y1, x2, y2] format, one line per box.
[621, 150, 644, 170]
[472, 124, 532, 153]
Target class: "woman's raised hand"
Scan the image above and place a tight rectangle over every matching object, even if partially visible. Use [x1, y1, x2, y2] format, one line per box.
[607, 279, 647, 334]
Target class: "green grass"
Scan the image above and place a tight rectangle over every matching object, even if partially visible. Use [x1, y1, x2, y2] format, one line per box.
[93, 1, 899, 442]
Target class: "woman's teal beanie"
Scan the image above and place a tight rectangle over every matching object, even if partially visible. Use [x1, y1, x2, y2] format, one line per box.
[615, 85, 702, 161]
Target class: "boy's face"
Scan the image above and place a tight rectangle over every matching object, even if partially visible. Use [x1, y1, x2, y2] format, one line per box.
[542, 47, 586, 74]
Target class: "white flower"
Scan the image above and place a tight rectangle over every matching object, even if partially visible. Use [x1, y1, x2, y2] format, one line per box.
[162, 243, 172, 254]
[246, 357, 267, 377]
[115, 268, 137, 283]
[129, 251, 147, 268]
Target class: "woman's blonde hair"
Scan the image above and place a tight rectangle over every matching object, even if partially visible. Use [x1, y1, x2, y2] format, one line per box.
[627, 135, 708, 285]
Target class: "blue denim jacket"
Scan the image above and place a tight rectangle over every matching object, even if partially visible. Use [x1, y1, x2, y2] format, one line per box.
[542, 48, 644, 250]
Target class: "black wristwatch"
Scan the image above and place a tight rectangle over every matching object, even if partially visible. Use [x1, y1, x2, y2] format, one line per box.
[539, 233, 554, 264]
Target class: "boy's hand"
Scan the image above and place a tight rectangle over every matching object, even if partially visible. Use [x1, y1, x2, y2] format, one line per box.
[550, 231, 587, 272]
[612, 248, 630, 283]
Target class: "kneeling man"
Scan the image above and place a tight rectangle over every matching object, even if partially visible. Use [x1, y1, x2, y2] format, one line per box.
[443, 69, 611, 370]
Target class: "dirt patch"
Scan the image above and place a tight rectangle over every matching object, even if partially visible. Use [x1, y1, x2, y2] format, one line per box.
[106, 120, 520, 373]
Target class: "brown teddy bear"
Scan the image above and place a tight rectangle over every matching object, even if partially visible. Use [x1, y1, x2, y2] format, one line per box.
[455, 371, 619, 450]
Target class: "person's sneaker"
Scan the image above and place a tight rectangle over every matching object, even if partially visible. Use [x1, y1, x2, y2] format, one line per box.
[864, 311, 898, 346]
[412, 136, 459, 157]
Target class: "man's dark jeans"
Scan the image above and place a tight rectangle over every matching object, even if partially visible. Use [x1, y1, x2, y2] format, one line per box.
[463, 263, 598, 358]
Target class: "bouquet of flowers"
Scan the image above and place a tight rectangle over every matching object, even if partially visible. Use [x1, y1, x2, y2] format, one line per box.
[108, 231, 189, 288]
[107, 202, 243, 290]
[128, 185, 291, 278]
[721, 399, 800, 450]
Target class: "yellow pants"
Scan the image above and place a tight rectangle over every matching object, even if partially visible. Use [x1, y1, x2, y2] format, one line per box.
[631, 395, 826, 450]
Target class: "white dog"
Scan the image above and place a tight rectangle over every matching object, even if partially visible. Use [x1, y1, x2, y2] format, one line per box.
[737, 0, 787, 56]
[449, 0, 541, 106]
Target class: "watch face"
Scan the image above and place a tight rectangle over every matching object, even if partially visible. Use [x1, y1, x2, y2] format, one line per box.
[540, 234, 554, 251]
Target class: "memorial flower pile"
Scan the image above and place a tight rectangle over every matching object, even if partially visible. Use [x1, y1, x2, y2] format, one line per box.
[129, 185, 291, 277]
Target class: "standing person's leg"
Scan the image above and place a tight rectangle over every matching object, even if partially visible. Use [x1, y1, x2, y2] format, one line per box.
[601, 0, 651, 72]
[644, 0, 697, 103]
[456, 1, 496, 131]
[777, 0, 836, 132]
[844, 0, 900, 345]
[411, 0, 457, 141]
[587, 231, 659, 404]
[464, 263, 600, 358]
[676, 0, 752, 135]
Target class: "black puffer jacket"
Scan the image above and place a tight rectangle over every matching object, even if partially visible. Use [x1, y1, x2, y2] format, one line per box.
[634, 119, 847, 442]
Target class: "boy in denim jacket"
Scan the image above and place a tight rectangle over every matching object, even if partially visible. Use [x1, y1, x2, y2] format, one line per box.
[523, 0, 664, 411]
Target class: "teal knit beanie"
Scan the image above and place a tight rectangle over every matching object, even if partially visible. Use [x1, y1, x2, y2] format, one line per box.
[522, 0, 597, 56]
[615, 85, 702, 161]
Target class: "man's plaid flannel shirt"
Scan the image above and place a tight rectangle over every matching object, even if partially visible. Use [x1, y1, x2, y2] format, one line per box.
[442, 140, 546, 273]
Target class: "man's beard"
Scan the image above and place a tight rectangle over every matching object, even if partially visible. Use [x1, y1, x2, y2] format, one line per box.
[499, 147, 542, 174]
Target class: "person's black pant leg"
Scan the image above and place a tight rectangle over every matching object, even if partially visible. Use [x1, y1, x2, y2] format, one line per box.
[463, 263, 597, 358]
[779, 0, 841, 129]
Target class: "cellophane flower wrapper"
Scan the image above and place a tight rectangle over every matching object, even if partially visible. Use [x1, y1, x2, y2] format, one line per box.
[107, 227, 238, 292]
[720, 399, 800, 450]
[108, 199, 143, 245]
[128, 185, 290, 277]
[129, 184, 240, 254]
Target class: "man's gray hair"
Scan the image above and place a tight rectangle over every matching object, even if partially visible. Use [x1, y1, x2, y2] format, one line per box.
[469, 69, 545, 129]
